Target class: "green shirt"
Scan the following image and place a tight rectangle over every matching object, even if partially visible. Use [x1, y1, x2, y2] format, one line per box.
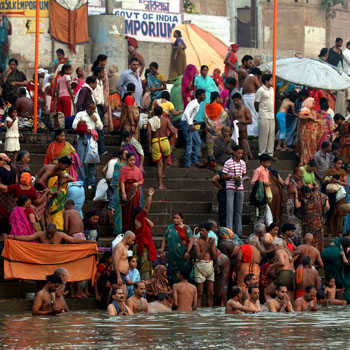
[301, 166, 315, 185]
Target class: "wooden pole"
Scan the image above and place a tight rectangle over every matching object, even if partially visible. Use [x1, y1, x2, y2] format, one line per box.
[33, 0, 39, 133]
[273, 0, 277, 106]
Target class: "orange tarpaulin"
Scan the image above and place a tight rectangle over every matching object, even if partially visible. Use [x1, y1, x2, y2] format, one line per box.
[2, 239, 98, 283]
[49, 0, 89, 53]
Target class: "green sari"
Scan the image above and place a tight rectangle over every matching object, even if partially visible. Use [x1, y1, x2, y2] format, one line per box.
[111, 159, 126, 235]
[164, 224, 193, 283]
[170, 75, 183, 122]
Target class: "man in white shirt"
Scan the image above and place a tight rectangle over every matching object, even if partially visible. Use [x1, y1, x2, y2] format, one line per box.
[343, 41, 350, 76]
[254, 74, 276, 159]
[180, 89, 206, 168]
[93, 66, 107, 156]
[72, 102, 103, 189]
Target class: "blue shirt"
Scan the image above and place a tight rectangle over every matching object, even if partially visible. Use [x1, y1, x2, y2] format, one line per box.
[116, 69, 143, 107]
[196, 230, 218, 246]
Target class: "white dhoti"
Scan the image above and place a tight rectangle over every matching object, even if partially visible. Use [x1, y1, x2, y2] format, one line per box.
[243, 93, 259, 136]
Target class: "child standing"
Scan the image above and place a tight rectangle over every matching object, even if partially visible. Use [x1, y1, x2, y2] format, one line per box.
[56, 64, 74, 117]
[126, 256, 141, 298]
[4, 107, 20, 161]
[72, 67, 85, 97]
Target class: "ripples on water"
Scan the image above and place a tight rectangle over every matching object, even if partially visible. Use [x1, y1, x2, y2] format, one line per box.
[1, 307, 350, 349]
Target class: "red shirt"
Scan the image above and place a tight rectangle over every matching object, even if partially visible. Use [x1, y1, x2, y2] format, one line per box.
[7, 184, 38, 202]
[125, 95, 134, 106]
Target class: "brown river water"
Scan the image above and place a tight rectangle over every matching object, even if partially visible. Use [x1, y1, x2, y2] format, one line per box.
[0, 307, 349, 349]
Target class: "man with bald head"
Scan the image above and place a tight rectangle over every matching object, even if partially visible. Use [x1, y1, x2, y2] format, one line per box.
[296, 233, 323, 268]
[110, 230, 135, 296]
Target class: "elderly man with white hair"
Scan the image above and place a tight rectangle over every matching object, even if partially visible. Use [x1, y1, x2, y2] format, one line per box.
[263, 238, 295, 303]
[54, 267, 69, 313]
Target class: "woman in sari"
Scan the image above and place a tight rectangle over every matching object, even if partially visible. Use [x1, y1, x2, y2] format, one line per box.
[111, 149, 128, 235]
[204, 91, 228, 166]
[211, 68, 225, 92]
[0, 153, 17, 219]
[296, 97, 323, 166]
[147, 62, 166, 102]
[160, 213, 193, 283]
[317, 98, 334, 149]
[119, 152, 144, 232]
[343, 162, 350, 233]
[169, 30, 187, 80]
[323, 157, 347, 237]
[145, 264, 171, 302]
[132, 188, 157, 281]
[9, 195, 37, 238]
[44, 129, 80, 181]
[194, 65, 220, 124]
[12, 150, 31, 179]
[51, 49, 71, 112]
[224, 44, 239, 80]
[181, 64, 198, 109]
[295, 185, 329, 251]
[121, 83, 140, 141]
[284, 167, 304, 238]
[84, 210, 100, 241]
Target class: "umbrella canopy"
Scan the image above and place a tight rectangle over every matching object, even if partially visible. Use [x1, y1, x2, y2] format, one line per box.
[171, 24, 229, 75]
[266, 57, 350, 91]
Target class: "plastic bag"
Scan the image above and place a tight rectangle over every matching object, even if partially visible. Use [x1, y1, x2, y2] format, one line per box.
[84, 138, 100, 164]
[336, 186, 346, 202]
[93, 179, 108, 201]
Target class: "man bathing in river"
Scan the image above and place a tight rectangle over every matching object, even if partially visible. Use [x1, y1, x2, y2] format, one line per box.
[294, 285, 319, 312]
[225, 286, 257, 314]
[148, 293, 171, 313]
[127, 282, 149, 314]
[295, 233, 323, 268]
[267, 285, 293, 313]
[32, 274, 63, 316]
[295, 256, 320, 299]
[110, 231, 136, 297]
[243, 285, 261, 312]
[241, 273, 258, 303]
[107, 287, 133, 316]
[173, 266, 197, 311]
[63, 199, 85, 238]
[54, 268, 69, 313]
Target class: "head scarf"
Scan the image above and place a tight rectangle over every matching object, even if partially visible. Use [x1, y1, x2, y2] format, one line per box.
[146, 265, 169, 296]
[300, 97, 316, 120]
[211, 68, 224, 91]
[20, 172, 31, 186]
[0, 153, 10, 162]
[181, 64, 199, 102]
[230, 43, 239, 52]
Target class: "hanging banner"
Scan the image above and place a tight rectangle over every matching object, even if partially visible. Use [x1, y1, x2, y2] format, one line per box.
[0, 0, 49, 17]
[114, 8, 181, 42]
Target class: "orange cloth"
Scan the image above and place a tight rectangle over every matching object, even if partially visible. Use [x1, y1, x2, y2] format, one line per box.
[49, 0, 89, 53]
[295, 289, 306, 299]
[204, 102, 224, 120]
[295, 267, 303, 285]
[2, 239, 98, 284]
[240, 244, 253, 263]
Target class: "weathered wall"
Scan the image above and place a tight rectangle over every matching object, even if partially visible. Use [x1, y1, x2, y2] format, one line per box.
[193, 0, 227, 16]
[326, 0, 350, 47]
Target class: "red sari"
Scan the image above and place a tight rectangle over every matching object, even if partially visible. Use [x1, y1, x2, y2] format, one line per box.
[119, 164, 143, 232]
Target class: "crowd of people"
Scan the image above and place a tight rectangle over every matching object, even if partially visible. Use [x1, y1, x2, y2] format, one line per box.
[0, 32, 350, 317]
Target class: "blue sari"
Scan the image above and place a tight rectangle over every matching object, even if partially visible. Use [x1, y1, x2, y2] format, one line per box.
[343, 174, 350, 234]
[111, 159, 126, 235]
[126, 268, 141, 298]
[194, 75, 220, 123]
[147, 73, 164, 101]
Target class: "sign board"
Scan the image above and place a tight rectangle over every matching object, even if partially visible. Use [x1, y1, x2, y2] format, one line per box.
[24, 19, 45, 33]
[0, 0, 49, 17]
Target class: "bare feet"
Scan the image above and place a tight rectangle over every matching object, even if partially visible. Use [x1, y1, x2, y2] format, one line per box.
[158, 185, 166, 190]
[81, 292, 88, 298]
[75, 292, 82, 299]
[280, 148, 287, 152]
[275, 147, 281, 151]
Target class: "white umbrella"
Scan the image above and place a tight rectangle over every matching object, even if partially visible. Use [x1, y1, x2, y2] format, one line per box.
[266, 57, 350, 90]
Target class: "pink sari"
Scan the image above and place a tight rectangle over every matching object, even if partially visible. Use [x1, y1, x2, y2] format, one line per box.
[9, 206, 36, 237]
[181, 64, 198, 108]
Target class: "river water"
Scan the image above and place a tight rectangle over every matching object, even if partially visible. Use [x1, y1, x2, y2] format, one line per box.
[0, 307, 349, 349]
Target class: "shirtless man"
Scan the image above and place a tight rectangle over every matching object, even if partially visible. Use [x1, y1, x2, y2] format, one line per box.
[241, 273, 258, 303]
[267, 284, 293, 313]
[32, 274, 63, 316]
[194, 221, 217, 307]
[276, 91, 299, 151]
[107, 287, 133, 316]
[147, 106, 176, 190]
[110, 230, 135, 297]
[294, 285, 319, 312]
[63, 199, 85, 238]
[127, 281, 149, 314]
[54, 268, 69, 313]
[295, 256, 320, 299]
[324, 276, 347, 306]
[242, 67, 262, 137]
[225, 286, 257, 314]
[296, 233, 323, 268]
[264, 238, 295, 302]
[173, 266, 197, 312]
[148, 293, 171, 313]
[237, 55, 253, 89]
[232, 93, 252, 162]
[15, 87, 33, 117]
[35, 156, 73, 192]
[243, 285, 261, 312]
[7, 223, 94, 244]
